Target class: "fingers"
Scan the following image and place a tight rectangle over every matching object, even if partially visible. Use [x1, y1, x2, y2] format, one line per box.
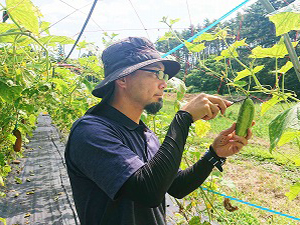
[245, 127, 253, 140]
[207, 95, 231, 115]
[220, 123, 236, 135]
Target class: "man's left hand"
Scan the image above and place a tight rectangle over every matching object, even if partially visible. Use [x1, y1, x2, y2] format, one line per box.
[212, 123, 254, 158]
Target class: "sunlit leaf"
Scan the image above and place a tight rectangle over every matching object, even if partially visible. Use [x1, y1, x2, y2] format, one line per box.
[226, 80, 247, 87]
[184, 41, 206, 53]
[189, 216, 201, 225]
[234, 65, 264, 82]
[0, 23, 18, 33]
[170, 18, 180, 25]
[294, 159, 300, 166]
[0, 176, 4, 186]
[249, 37, 298, 58]
[269, 12, 300, 36]
[195, 120, 211, 138]
[39, 36, 75, 46]
[269, 103, 300, 151]
[167, 77, 186, 101]
[221, 47, 238, 58]
[267, 1, 300, 36]
[7, 134, 17, 144]
[0, 81, 23, 103]
[6, 0, 39, 35]
[285, 182, 300, 201]
[28, 114, 36, 126]
[77, 40, 88, 50]
[261, 95, 285, 116]
[40, 21, 51, 35]
[194, 33, 216, 42]
[277, 131, 300, 146]
[214, 56, 224, 61]
[232, 38, 248, 48]
[278, 61, 294, 74]
[158, 31, 174, 42]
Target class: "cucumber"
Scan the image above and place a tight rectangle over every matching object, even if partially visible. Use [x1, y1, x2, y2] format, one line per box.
[235, 98, 255, 137]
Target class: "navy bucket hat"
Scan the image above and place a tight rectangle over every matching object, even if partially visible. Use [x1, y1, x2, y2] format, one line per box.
[92, 37, 181, 98]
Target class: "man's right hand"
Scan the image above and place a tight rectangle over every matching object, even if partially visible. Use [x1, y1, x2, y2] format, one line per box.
[181, 93, 232, 122]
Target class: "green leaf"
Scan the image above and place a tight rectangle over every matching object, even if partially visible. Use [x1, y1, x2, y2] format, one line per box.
[194, 33, 217, 42]
[269, 103, 300, 151]
[0, 217, 6, 225]
[226, 80, 247, 87]
[49, 78, 69, 94]
[40, 21, 51, 35]
[267, 0, 300, 36]
[0, 175, 4, 186]
[261, 95, 284, 116]
[269, 12, 300, 36]
[214, 56, 224, 62]
[158, 31, 174, 42]
[76, 40, 88, 50]
[7, 134, 17, 144]
[0, 23, 18, 33]
[234, 65, 264, 82]
[167, 77, 186, 101]
[0, 81, 23, 103]
[277, 131, 300, 147]
[249, 37, 298, 58]
[285, 182, 300, 201]
[294, 159, 300, 166]
[278, 61, 294, 74]
[6, 0, 39, 35]
[28, 114, 36, 126]
[189, 216, 201, 225]
[39, 36, 75, 46]
[184, 41, 206, 53]
[221, 47, 238, 58]
[82, 78, 93, 92]
[232, 38, 248, 48]
[170, 18, 180, 25]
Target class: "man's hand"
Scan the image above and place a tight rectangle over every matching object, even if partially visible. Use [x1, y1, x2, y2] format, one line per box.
[212, 123, 254, 158]
[181, 93, 232, 122]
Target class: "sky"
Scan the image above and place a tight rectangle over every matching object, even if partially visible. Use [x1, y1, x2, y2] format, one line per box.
[1, 0, 258, 57]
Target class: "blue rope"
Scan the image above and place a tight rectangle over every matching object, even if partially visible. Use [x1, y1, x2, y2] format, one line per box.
[162, 0, 251, 58]
[201, 187, 300, 221]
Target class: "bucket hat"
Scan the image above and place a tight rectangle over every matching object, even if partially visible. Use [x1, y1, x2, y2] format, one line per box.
[92, 37, 181, 98]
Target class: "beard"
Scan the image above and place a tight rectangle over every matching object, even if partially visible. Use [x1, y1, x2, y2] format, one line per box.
[144, 98, 163, 115]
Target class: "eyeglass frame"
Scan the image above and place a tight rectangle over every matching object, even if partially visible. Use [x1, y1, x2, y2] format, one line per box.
[138, 68, 169, 81]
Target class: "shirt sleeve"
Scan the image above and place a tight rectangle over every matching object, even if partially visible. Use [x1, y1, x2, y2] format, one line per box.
[67, 117, 145, 200]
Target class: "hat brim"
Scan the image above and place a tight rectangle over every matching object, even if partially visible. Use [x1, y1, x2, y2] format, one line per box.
[92, 58, 180, 98]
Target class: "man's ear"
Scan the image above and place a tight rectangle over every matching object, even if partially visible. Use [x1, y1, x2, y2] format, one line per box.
[115, 77, 127, 89]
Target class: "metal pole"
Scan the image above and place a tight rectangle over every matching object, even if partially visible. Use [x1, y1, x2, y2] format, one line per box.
[259, 0, 300, 82]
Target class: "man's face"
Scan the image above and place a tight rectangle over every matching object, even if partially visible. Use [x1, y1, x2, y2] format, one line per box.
[125, 62, 167, 114]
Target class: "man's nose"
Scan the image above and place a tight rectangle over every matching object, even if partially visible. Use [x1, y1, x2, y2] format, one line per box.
[159, 80, 167, 89]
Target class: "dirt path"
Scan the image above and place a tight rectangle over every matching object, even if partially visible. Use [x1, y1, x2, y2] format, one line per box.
[0, 114, 79, 225]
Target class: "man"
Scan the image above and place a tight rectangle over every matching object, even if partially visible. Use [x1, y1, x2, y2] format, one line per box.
[65, 37, 252, 225]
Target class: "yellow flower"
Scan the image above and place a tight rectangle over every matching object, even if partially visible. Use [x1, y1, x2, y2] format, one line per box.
[195, 120, 211, 138]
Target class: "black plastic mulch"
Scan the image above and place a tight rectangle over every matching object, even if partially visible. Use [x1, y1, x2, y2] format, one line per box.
[0, 114, 79, 225]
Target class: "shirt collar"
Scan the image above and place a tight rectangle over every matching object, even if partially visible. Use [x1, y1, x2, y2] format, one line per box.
[91, 102, 146, 131]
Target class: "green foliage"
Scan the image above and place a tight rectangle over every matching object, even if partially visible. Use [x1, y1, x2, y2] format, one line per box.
[6, 0, 40, 35]
[0, 0, 102, 187]
[285, 182, 300, 200]
[269, 103, 300, 152]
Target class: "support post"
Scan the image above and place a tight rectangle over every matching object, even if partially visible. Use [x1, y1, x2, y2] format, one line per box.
[259, 0, 300, 83]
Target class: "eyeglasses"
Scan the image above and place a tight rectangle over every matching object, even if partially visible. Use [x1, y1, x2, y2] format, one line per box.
[138, 68, 169, 81]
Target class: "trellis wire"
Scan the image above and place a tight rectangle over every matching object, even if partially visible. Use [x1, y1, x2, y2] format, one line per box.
[201, 187, 300, 221]
[162, 0, 251, 58]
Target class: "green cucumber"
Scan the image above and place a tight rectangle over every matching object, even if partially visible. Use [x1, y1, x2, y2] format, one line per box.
[235, 98, 255, 137]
